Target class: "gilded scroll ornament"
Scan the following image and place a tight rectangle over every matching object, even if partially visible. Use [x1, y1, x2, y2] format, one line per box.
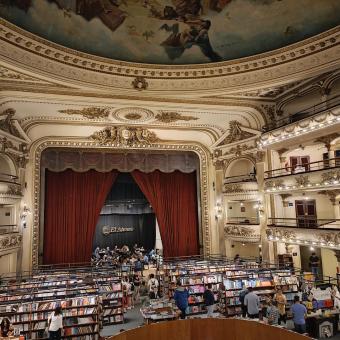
[155, 112, 198, 123]
[59, 107, 111, 119]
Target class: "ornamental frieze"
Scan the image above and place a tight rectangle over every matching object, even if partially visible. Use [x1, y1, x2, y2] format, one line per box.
[90, 126, 159, 146]
[0, 233, 22, 252]
[59, 107, 111, 119]
[224, 225, 261, 243]
[154, 112, 198, 124]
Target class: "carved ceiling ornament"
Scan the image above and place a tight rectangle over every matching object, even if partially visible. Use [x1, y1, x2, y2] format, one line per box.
[221, 121, 256, 145]
[132, 77, 148, 91]
[224, 225, 260, 243]
[90, 126, 159, 146]
[59, 107, 111, 119]
[225, 144, 253, 156]
[0, 108, 21, 138]
[155, 112, 198, 124]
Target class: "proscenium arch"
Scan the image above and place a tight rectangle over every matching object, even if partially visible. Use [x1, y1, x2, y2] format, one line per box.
[29, 137, 211, 269]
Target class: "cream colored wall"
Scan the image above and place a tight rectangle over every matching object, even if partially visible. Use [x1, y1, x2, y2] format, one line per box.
[0, 253, 17, 275]
[284, 144, 328, 164]
[226, 201, 258, 220]
[228, 242, 260, 259]
[226, 158, 254, 177]
[277, 193, 335, 220]
[0, 206, 14, 226]
[321, 248, 338, 279]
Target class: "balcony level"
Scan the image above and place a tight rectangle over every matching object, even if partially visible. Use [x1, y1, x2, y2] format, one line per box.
[266, 218, 340, 250]
[225, 217, 260, 243]
[264, 158, 340, 193]
[0, 172, 22, 205]
[265, 157, 340, 179]
[259, 94, 340, 149]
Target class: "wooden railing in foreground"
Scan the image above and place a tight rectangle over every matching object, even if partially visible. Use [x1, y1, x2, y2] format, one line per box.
[107, 318, 312, 340]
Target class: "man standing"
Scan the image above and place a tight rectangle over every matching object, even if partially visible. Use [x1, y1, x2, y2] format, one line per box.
[244, 287, 259, 318]
[203, 283, 215, 318]
[309, 252, 320, 279]
[173, 280, 189, 319]
[291, 295, 307, 334]
[239, 284, 248, 317]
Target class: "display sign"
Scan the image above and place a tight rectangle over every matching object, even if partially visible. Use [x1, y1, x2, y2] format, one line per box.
[102, 226, 134, 235]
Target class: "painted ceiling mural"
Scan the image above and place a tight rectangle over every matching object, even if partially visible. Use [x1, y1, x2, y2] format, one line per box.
[0, 0, 339, 65]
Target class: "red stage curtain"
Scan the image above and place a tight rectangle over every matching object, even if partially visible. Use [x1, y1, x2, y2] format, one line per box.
[43, 169, 118, 264]
[131, 170, 199, 258]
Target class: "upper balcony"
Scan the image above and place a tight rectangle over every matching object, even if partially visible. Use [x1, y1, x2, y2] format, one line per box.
[259, 95, 340, 149]
[223, 175, 259, 200]
[264, 158, 340, 193]
[265, 157, 340, 179]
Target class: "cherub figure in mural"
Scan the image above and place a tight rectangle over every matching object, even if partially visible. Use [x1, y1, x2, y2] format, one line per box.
[160, 20, 221, 62]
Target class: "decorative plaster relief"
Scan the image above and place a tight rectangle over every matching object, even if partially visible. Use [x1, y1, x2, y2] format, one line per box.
[224, 224, 261, 243]
[0, 233, 22, 253]
[267, 227, 340, 250]
[59, 107, 111, 119]
[0, 20, 339, 94]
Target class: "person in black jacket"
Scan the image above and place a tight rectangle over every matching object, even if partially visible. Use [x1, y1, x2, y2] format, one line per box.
[203, 283, 215, 317]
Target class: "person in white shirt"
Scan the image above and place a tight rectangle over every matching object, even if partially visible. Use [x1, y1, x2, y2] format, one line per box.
[147, 273, 159, 299]
[48, 306, 63, 339]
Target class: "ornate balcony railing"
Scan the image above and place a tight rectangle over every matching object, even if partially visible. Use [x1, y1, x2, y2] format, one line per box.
[268, 217, 340, 229]
[0, 232, 22, 254]
[265, 158, 340, 179]
[224, 173, 256, 184]
[226, 216, 260, 225]
[262, 94, 340, 132]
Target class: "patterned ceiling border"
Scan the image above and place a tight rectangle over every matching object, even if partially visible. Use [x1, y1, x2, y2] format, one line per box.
[1, 19, 339, 92]
[30, 137, 212, 268]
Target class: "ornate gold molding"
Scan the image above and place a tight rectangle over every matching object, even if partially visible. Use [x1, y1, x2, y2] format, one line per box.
[31, 138, 211, 268]
[224, 224, 261, 243]
[59, 107, 111, 119]
[155, 112, 198, 124]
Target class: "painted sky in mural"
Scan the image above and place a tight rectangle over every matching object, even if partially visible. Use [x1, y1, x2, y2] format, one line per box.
[1, 0, 339, 64]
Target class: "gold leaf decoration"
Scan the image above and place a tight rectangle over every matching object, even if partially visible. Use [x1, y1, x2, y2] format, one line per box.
[59, 107, 111, 119]
[155, 112, 198, 123]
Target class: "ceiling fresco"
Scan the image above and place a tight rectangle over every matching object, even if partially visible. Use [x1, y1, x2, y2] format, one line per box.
[0, 0, 339, 65]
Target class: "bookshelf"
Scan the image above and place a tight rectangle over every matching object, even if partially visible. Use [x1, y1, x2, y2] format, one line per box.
[0, 269, 125, 338]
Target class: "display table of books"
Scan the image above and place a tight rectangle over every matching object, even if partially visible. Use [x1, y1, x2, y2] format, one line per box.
[140, 299, 178, 324]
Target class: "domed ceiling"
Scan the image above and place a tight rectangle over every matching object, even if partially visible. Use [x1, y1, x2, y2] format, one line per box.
[0, 0, 340, 65]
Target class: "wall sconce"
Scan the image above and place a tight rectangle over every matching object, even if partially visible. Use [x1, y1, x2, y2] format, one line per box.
[215, 202, 223, 220]
[20, 204, 31, 228]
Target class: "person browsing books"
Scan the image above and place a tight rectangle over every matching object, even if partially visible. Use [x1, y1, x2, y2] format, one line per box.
[173, 280, 189, 319]
[244, 287, 260, 318]
[273, 288, 287, 325]
[147, 274, 159, 299]
[203, 283, 215, 317]
[48, 306, 63, 339]
[291, 295, 307, 334]
[0, 317, 14, 337]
